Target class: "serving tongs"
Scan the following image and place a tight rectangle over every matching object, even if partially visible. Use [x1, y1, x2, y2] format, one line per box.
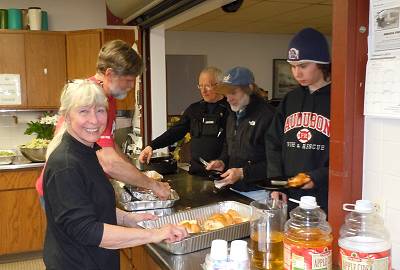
[199, 157, 223, 181]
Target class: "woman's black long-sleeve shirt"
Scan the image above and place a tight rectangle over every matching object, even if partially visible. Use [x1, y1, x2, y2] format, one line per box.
[150, 98, 229, 175]
[43, 132, 118, 270]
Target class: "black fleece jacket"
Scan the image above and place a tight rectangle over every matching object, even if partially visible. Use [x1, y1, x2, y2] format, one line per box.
[150, 98, 229, 175]
[266, 84, 331, 213]
[219, 94, 275, 191]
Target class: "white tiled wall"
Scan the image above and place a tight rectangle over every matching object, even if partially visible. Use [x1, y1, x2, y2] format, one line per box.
[363, 117, 400, 267]
[0, 111, 44, 150]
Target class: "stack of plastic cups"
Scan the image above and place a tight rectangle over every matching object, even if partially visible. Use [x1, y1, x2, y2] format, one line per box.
[7, 8, 22, 30]
[205, 239, 228, 270]
[229, 240, 249, 270]
[0, 9, 7, 29]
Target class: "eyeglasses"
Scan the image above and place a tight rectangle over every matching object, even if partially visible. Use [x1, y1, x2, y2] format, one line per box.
[197, 83, 217, 91]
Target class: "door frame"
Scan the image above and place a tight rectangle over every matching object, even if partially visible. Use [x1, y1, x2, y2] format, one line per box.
[329, 0, 369, 260]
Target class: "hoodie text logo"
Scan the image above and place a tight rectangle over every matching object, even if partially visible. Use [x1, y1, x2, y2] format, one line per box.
[284, 112, 330, 137]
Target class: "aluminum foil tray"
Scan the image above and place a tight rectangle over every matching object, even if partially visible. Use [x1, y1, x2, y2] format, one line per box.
[112, 180, 179, 211]
[138, 201, 252, 254]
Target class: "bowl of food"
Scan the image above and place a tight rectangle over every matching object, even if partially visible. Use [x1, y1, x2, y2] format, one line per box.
[19, 138, 50, 162]
[0, 150, 17, 165]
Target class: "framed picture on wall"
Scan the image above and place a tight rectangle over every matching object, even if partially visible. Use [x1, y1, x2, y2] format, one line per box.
[272, 59, 299, 99]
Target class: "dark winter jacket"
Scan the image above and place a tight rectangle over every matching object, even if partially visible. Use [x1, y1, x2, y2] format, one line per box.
[219, 94, 275, 191]
[266, 84, 331, 213]
[150, 98, 229, 175]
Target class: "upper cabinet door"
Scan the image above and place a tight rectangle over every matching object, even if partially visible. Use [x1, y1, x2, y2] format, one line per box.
[66, 31, 102, 80]
[0, 33, 27, 107]
[25, 33, 67, 108]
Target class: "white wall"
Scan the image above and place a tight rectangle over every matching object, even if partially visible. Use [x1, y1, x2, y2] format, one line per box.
[0, 0, 107, 30]
[363, 117, 400, 267]
[166, 31, 294, 99]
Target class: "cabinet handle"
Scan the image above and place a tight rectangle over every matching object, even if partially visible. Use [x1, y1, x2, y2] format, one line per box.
[43, 68, 48, 75]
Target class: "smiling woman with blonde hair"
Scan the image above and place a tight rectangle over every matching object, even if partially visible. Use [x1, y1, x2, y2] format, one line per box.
[43, 80, 187, 270]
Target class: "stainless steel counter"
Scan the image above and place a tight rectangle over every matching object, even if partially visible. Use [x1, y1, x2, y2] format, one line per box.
[0, 162, 44, 170]
[135, 169, 253, 270]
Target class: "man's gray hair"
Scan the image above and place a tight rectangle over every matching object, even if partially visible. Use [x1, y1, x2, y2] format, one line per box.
[200, 66, 223, 83]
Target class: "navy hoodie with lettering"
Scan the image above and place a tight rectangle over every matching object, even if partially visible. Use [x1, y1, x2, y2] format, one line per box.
[266, 84, 330, 213]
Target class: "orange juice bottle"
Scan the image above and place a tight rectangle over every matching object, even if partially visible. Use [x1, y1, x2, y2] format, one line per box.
[283, 196, 332, 270]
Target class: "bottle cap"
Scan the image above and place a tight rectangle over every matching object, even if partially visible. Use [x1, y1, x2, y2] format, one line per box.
[230, 240, 248, 262]
[354, 200, 375, 213]
[210, 239, 228, 261]
[343, 200, 375, 213]
[299, 196, 318, 209]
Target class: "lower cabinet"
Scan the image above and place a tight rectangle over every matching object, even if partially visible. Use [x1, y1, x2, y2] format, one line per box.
[0, 167, 46, 255]
[120, 246, 162, 270]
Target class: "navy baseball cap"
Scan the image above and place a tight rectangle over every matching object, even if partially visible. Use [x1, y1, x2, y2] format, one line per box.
[287, 28, 330, 64]
[215, 66, 255, 94]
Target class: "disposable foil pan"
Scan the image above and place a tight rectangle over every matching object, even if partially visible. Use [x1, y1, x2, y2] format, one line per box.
[138, 201, 252, 254]
[112, 180, 179, 211]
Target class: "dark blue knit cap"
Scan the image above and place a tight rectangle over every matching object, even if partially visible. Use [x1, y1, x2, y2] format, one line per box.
[287, 28, 330, 64]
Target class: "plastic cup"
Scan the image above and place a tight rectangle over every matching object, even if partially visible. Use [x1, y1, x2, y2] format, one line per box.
[230, 240, 249, 261]
[210, 239, 228, 261]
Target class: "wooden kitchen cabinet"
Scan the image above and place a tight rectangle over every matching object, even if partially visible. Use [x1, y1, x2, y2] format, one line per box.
[0, 30, 66, 109]
[0, 167, 46, 255]
[66, 29, 137, 110]
[25, 32, 67, 108]
[120, 246, 162, 270]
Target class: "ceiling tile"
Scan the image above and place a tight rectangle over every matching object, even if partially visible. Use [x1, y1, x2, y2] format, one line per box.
[169, 0, 333, 34]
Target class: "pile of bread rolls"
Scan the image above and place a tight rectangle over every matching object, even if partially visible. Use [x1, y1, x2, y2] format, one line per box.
[178, 209, 248, 234]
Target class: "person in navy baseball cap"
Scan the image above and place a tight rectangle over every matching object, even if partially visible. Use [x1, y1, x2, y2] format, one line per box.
[206, 66, 275, 192]
[214, 66, 255, 96]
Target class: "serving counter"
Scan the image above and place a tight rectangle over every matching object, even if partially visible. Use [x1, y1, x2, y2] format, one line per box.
[120, 169, 254, 270]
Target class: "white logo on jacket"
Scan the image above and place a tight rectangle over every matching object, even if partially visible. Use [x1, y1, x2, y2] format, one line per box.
[249, 120, 256, 126]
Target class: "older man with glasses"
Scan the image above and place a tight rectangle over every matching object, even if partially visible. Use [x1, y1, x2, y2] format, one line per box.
[139, 67, 230, 176]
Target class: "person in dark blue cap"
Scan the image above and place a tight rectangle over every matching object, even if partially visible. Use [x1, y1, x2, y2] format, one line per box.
[206, 67, 275, 191]
[266, 28, 331, 214]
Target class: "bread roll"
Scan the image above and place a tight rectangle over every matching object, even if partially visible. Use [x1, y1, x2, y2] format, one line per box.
[287, 173, 310, 187]
[178, 220, 201, 233]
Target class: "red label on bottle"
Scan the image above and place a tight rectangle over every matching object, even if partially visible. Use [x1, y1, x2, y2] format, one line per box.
[339, 247, 391, 270]
[284, 243, 332, 270]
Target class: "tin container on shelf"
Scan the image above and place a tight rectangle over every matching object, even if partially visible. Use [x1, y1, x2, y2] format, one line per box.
[138, 201, 252, 254]
[112, 179, 179, 211]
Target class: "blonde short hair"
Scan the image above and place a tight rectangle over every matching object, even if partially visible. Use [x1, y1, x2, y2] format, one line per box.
[46, 80, 108, 159]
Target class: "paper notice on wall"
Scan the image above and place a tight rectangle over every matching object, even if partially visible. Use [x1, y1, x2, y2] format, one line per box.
[364, 58, 400, 118]
[370, 0, 400, 56]
[0, 74, 21, 105]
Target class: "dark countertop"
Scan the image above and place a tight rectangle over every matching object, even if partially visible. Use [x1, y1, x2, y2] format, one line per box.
[141, 169, 254, 270]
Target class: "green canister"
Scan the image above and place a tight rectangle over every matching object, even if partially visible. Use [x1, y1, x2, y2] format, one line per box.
[7, 8, 22, 29]
[0, 9, 7, 29]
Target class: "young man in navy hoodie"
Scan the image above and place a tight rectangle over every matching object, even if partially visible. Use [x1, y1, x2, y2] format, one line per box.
[266, 28, 331, 214]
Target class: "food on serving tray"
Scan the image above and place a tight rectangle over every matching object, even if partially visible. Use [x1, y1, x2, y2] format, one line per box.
[203, 209, 248, 231]
[143, 170, 163, 181]
[21, 138, 51, 149]
[287, 173, 311, 187]
[176, 209, 248, 233]
[178, 220, 201, 234]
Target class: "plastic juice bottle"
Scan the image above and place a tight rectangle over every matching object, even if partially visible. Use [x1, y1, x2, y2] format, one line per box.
[339, 200, 391, 270]
[283, 196, 332, 270]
